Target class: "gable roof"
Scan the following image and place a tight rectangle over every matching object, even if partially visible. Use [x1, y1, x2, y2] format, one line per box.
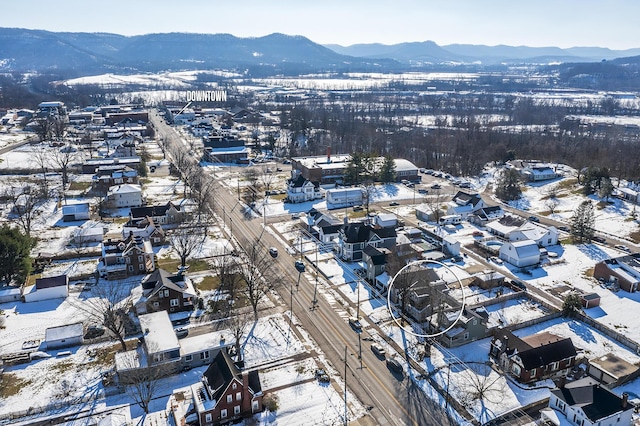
[341, 222, 371, 243]
[203, 350, 262, 403]
[130, 201, 179, 219]
[142, 268, 196, 297]
[452, 191, 482, 207]
[552, 382, 629, 422]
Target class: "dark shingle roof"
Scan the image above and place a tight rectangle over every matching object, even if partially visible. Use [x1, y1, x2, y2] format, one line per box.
[552, 384, 628, 422]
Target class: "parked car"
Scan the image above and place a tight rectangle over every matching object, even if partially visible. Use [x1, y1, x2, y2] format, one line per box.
[528, 215, 540, 222]
[175, 327, 188, 338]
[472, 230, 484, 237]
[615, 244, 632, 253]
[269, 247, 278, 258]
[389, 201, 400, 206]
[451, 255, 463, 263]
[295, 260, 306, 273]
[489, 256, 503, 265]
[352, 205, 363, 212]
[371, 343, 386, 358]
[417, 189, 428, 194]
[430, 184, 442, 190]
[315, 369, 330, 383]
[348, 317, 362, 332]
[558, 225, 570, 232]
[386, 357, 403, 375]
[593, 236, 607, 244]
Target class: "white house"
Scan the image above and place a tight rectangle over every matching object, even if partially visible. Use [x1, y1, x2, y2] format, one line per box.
[61, 202, 90, 222]
[547, 379, 633, 426]
[45, 322, 84, 350]
[106, 184, 143, 208]
[446, 191, 487, 219]
[286, 175, 322, 203]
[522, 166, 559, 182]
[23, 274, 69, 302]
[509, 222, 558, 247]
[499, 240, 540, 268]
[326, 187, 364, 209]
[442, 235, 461, 256]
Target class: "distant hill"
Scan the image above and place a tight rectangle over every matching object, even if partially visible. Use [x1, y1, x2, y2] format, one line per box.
[326, 41, 640, 65]
[2, 27, 640, 78]
[0, 28, 399, 75]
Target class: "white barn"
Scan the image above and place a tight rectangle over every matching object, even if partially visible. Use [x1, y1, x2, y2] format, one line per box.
[499, 240, 540, 268]
[23, 274, 69, 302]
[45, 322, 84, 350]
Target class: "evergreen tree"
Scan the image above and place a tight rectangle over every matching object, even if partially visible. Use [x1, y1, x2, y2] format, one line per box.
[598, 177, 614, 201]
[494, 168, 522, 201]
[570, 200, 595, 243]
[0, 224, 32, 286]
[379, 155, 397, 183]
[343, 152, 365, 185]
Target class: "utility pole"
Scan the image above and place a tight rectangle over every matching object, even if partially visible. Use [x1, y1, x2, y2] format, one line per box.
[312, 240, 318, 307]
[344, 345, 348, 426]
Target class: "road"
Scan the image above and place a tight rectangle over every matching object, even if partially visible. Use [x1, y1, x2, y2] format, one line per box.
[149, 111, 455, 426]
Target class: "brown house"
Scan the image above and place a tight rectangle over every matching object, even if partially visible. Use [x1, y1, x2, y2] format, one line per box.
[191, 350, 263, 425]
[490, 330, 577, 383]
[593, 254, 640, 293]
[135, 269, 197, 315]
[98, 234, 155, 280]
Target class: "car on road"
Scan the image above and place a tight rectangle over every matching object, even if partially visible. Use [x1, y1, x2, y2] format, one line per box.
[348, 317, 362, 332]
[386, 357, 403, 375]
[472, 230, 484, 237]
[417, 189, 428, 194]
[295, 260, 306, 273]
[593, 236, 607, 244]
[430, 184, 442, 190]
[175, 327, 188, 338]
[371, 343, 386, 358]
[528, 215, 540, 222]
[615, 244, 632, 253]
[558, 225, 570, 232]
[269, 247, 278, 258]
[389, 201, 400, 206]
[352, 205, 363, 212]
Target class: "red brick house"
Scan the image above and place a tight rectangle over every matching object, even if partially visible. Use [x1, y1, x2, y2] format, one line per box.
[490, 330, 577, 383]
[190, 350, 263, 425]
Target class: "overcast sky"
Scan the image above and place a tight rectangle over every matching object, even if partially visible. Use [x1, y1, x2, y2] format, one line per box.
[2, 0, 639, 50]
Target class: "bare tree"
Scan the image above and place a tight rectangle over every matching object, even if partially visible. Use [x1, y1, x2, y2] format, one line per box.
[7, 185, 43, 238]
[50, 145, 79, 189]
[119, 343, 171, 414]
[210, 253, 243, 313]
[52, 117, 67, 141]
[169, 222, 207, 267]
[71, 279, 133, 352]
[457, 362, 507, 407]
[225, 311, 252, 364]
[361, 181, 376, 216]
[238, 237, 275, 319]
[545, 198, 559, 215]
[425, 187, 445, 224]
[189, 170, 215, 222]
[242, 168, 261, 205]
[260, 166, 276, 196]
[33, 116, 54, 142]
[30, 146, 52, 197]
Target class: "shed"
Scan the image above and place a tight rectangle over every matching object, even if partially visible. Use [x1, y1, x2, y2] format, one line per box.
[61, 203, 90, 222]
[581, 292, 601, 308]
[45, 322, 84, 350]
[23, 274, 69, 302]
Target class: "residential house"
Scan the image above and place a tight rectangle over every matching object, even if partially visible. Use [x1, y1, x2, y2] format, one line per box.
[22, 274, 69, 302]
[180, 331, 232, 370]
[485, 215, 527, 239]
[115, 311, 182, 383]
[471, 205, 504, 225]
[130, 201, 184, 225]
[499, 240, 541, 268]
[509, 222, 558, 247]
[389, 268, 449, 322]
[522, 165, 559, 182]
[490, 330, 577, 383]
[362, 245, 388, 282]
[593, 254, 640, 293]
[442, 235, 461, 256]
[92, 166, 139, 193]
[286, 175, 322, 203]
[45, 322, 83, 350]
[372, 213, 397, 229]
[434, 308, 489, 348]
[326, 187, 364, 209]
[81, 157, 141, 174]
[446, 191, 487, 219]
[337, 222, 370, 261]
[61, 202, 90, 222]
[186, 349, 263, 425]
[106, 184, 143, 209]
[547, 378, 633, 426]
[134, 268, 197, 315]
[587, 353, 640, 387]
[618, 187, 640, 204]
[98, 234, 155, 280]
[122, 216, 165, 246]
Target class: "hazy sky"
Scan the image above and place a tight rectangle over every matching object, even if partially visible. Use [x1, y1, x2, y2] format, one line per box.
[2, 0, 639, 50]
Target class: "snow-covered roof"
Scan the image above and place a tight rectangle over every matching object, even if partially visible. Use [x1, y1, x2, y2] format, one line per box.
[507, 240, 540, 258]
[179, 330, 231, 357]
[107, 183, 142, 195]
[45, 322, 83, 342]
[139, 311, 180, 354]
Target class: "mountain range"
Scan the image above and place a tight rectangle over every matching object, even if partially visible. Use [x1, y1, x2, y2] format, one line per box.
[1, 27, 639, 76]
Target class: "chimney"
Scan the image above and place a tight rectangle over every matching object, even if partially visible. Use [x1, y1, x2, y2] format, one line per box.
[622, 392, 629, 409]
[327, 146, 331, 163]
[558, 376, 566, 388]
